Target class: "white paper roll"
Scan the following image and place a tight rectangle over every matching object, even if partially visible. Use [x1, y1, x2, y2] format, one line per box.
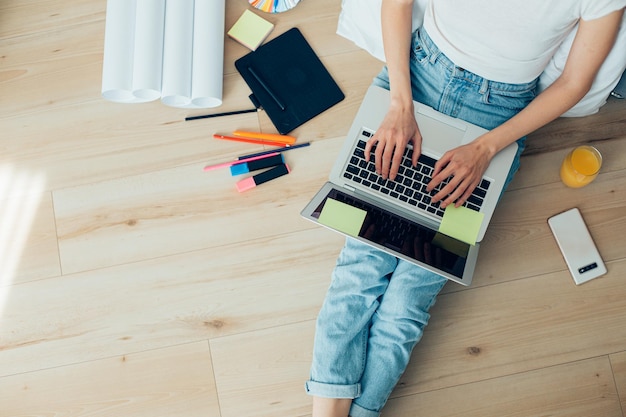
[132, 0, 166, 101]
[191, 0, 224, 108]
[101, 0, 139, 102]
[161, 0, 195, 107]
[101, 0, 226, 108]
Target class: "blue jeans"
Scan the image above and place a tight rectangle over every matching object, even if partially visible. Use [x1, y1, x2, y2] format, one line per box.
[305, 28, 538, 417]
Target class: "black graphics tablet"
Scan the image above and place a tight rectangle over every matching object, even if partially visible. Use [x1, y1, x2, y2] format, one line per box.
[235, 28, 345, 134]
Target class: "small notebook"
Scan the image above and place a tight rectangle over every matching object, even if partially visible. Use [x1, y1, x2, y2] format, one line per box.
[228, 9, 274, 51]
[235, 28, 345, 134]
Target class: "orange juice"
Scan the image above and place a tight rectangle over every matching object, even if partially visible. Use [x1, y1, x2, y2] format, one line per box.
[560, 146, 602, 188]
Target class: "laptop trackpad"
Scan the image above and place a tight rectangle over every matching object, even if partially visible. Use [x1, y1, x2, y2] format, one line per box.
[416, 112, 466, 154]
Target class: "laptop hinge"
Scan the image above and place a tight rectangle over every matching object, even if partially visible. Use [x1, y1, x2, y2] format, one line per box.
[342, 183, 356, 192]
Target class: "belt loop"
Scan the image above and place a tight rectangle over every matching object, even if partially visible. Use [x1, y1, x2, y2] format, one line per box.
[418, 27, 440, 64]
[480, 78, 489, 95]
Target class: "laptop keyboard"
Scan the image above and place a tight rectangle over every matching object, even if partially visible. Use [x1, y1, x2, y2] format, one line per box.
[342, 128, 491, 218]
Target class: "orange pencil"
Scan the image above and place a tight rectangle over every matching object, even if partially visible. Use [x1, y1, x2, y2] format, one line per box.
[232, 130, 297, 145]
[213, 134, 288, 147]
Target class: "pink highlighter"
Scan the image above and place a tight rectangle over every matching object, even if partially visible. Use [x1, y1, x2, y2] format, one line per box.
[236, 163, 291, 192]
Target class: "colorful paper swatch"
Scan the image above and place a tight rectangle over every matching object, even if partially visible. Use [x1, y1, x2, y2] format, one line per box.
[227, 9, 274, 51]
[248, 0, 301, 14]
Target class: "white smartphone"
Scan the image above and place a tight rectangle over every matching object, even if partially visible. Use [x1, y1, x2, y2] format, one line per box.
[548, 207, 607, 285]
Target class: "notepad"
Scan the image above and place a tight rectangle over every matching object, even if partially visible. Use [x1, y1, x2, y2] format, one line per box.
[438, 205, 484, 246]
[227, 9, 274, 51]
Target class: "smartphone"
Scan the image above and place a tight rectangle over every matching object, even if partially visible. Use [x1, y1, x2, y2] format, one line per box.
[548, 208, 607, 285]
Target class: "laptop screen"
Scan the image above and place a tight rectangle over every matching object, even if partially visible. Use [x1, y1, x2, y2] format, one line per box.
[311, 188, 470, 279]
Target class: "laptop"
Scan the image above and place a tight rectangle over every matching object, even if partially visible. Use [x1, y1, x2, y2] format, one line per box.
[300, 85, 517, 286]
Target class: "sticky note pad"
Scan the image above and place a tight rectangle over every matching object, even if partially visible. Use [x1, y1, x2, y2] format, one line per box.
[318, 198, 367, 237]
[227, 9, 274, 51]
[438, 205, 484, 246]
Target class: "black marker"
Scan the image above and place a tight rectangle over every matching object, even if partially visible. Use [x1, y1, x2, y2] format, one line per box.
[236, 163, 290, 192]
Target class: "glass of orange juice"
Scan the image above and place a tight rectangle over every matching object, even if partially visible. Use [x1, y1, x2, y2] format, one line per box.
[560, 145, 602, 188]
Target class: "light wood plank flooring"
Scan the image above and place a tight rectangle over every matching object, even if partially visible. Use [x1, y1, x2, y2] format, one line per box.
[1, 1, 625, 416]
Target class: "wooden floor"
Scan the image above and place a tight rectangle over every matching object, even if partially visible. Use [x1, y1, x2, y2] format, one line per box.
[1, 1, 626, 416]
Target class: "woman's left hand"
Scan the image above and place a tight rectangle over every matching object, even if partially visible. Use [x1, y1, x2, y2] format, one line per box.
[426, 140, 493, 208]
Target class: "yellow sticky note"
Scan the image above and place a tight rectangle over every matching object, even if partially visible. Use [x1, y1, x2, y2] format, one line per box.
[438, 205, 484, 245]
[318, 198, 367, 237]
[227, 9, 274, 51]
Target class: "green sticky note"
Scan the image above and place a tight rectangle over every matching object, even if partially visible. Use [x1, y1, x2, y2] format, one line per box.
[227, 9, 274, 51]
[318, 198, 367, 237]
[438, 205, 484, 246]
[432, 232, 470, 258]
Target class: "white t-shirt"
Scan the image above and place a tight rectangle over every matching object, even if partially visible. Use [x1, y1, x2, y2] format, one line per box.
[423, 0, 626, 83]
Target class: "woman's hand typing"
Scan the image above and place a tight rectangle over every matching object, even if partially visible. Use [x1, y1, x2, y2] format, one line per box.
[427, 137, 495, 208]
[364, 99, 422, 181]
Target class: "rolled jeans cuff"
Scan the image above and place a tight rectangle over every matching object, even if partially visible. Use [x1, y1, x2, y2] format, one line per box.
[304, 380, 361, 399]
[350, 402, 382, 417]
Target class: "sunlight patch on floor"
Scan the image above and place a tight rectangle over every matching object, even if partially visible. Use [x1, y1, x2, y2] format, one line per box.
[0, 164, 46, 317]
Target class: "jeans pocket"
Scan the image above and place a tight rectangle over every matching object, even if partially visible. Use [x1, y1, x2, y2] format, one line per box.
[483, 85, 537, 112]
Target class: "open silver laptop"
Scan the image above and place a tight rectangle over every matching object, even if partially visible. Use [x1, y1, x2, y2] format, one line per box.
[300, 85, 517, 286]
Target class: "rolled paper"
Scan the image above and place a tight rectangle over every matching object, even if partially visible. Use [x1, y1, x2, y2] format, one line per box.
[191, 0, 224, 108]
[101, 0, 139, 102]
[161, 0, 195, 107]
[101, 0, 226, 108]
[132, 0, 165, 101]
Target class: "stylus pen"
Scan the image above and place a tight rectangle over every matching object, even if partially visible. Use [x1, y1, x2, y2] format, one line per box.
[185, 108, 258, 121]
[237, 142, 311, 160]
[247, 66, 286, 110]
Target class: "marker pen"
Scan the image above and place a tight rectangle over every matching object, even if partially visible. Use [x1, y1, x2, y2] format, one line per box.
[230, 153, 284, 176]
[236, 163, 291, 192]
